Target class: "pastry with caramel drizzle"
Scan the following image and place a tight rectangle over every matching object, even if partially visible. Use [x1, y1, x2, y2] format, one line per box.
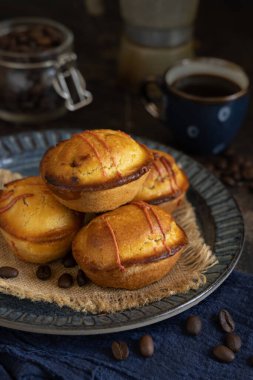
[72, 201, 187, 290]
[40, 129, 153, 213]
[134, 149, 189, 213]
[0, 176, 82, 264]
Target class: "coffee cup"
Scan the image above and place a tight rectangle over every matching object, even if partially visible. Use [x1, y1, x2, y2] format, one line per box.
[141, 57, 249, 154]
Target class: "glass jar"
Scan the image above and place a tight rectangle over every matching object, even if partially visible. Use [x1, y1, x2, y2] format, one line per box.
[0, 18, 92, 123]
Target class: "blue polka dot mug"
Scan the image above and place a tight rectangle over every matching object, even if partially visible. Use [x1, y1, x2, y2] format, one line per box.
[141, 57, 249, 155]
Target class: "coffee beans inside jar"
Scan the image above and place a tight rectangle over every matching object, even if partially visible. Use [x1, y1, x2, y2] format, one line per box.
[0, 20, 67, 121]
[0, 25, 63, 53]
[0, 18, 92, 123]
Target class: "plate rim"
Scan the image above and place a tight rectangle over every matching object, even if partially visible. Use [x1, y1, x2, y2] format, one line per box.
[0, 129, 244, 335]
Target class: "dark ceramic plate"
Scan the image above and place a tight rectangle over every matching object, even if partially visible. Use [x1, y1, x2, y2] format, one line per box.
[0, 130, 244, 335]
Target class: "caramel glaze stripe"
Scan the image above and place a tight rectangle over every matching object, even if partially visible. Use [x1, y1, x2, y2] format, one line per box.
[85, 131, 122, 178]
[152, 160, 163, 178]
[131, 201, 171, 255]
[76, 133, 107, 177]
[0, 190, 14, 201]
[102, 216, 125, 272]
[149, 206, 171, 254]
[160, 156, 178, 194]
[131, 201, 155, 233]
[0, 194, 34, 214]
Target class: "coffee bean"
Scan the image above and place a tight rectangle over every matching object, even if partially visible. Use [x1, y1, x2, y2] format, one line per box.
[248, 182, 253, 193]
[58, 273, 73, 289]
[242, 167, 253, 180]
[216, 158, 228, 170]
[248, 356, 253, 367]
[77, 269, 87, 287]
[224, 333, 242, 352]
[185, 315, 202, 336]
[205, 163, 215, 172]
[222, 176, 236, 187]
[230, 162, 240, 174]
[222, 147, 234, 158]
[62, 252, 77, 268]
[0, 266, 18, 279]
[36, 265, 51, 281]
[139, 335, 154, 357]
[213, 345, 235, 363]
[112, 341, 129, 361]
[219, 309, 235, 333]
[233, 171, 241, 182]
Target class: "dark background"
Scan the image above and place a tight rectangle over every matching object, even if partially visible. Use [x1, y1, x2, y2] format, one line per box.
[0, 0, 252, 272]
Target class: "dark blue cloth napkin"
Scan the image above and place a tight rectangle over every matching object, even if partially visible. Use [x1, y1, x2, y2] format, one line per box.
[0, 270, 253, 380]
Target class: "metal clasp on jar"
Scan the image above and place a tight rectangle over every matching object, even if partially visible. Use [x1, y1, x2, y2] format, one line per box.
[53, 53, 92, 111]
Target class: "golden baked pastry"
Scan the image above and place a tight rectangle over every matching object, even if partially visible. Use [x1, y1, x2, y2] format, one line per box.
[134, 149, 189, 213]
[73, 201, 187, 290]
[0, 176, 82, 264]
[40, 129, 153, 213]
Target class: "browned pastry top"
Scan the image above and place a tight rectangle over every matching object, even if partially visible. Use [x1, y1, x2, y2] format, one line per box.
[40, 129, 153, 191]
[73, 201, 188, 272]
[134, 149, 189, 204]
[0, 176, 82, 241]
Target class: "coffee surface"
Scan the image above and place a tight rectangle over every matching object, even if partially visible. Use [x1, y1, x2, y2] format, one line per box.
[172, 74, 241, 98]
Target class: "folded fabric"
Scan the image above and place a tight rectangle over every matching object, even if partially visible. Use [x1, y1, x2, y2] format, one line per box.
[0, 270, 252, 380]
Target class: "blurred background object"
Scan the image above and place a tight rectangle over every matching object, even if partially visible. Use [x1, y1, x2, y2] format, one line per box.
[0, 16, 92, 124]
[118, 0, 199, 91]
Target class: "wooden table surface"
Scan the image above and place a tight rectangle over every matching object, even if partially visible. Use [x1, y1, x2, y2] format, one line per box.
[0, 0, 252, 273]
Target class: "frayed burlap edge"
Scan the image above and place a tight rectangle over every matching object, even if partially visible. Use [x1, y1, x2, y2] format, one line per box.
[0, 169, 218, 314]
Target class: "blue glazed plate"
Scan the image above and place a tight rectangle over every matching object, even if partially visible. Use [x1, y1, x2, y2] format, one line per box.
[0, 129, 244, 335]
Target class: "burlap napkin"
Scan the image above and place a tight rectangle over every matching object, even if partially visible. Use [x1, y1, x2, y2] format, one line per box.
[0, 169, 217, 314]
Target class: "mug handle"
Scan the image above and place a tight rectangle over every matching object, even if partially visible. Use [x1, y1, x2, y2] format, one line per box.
[140, 76, 165, 121]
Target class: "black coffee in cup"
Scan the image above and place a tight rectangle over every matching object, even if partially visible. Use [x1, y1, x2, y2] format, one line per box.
[171, 74, 241, 98]
[141, 57, 249, 154]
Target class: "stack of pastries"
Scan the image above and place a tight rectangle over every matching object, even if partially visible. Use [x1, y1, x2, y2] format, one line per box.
[0, 129, 189, 290]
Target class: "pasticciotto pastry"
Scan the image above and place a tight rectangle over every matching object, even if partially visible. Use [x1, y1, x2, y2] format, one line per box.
[40, 129, 153, 212]
[72, 201, 188, 290]
[0, 176, 82, 264]
[133, 149, 189, 213]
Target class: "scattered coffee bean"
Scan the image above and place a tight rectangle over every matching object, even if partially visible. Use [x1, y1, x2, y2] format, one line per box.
[62, 252, 77, 268]
[219, 309, 235, 333]
[0, 266, 18, 279]
[212, 345, 235, 363]
[224, 333, 242, 352]
[36, 265, 51, 281]
[222, 176, 236, 187]
[76, 269, 87, 287]
[139, 335, 154, 357]
[112, 341, 129, 361]
[58, 273, 74, 289]
[185, 315, 202, 336]
[248, 356, 253, 367]
[242, 167, 253, 181]
[249, 182, 253, 193]
[216, 158, 227, 170]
